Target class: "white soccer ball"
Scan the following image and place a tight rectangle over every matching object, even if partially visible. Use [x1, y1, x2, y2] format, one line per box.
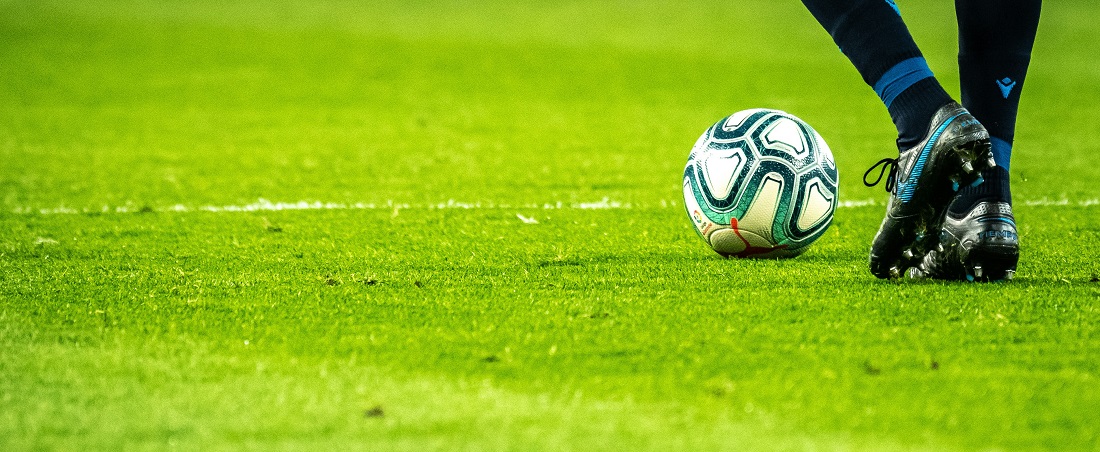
[683, 109, 838, 258]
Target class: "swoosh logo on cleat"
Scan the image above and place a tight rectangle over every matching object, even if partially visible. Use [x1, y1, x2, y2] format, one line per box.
[894, 113, 965, 203]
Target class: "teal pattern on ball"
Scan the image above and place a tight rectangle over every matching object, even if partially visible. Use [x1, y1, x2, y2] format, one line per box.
[683, 109, 838, 257]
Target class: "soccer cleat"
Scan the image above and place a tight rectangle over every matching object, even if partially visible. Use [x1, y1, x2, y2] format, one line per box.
[908, 201, 1019, 281]
[863, 102, 996, 279]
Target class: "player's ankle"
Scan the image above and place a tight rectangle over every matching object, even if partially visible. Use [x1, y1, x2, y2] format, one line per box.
[948, 165, 1012, 215]
[888, 79, 953, 151]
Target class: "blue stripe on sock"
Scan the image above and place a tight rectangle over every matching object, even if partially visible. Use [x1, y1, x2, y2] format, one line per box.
[872, 57, 935, 108]
[991, 136, 1012, 171]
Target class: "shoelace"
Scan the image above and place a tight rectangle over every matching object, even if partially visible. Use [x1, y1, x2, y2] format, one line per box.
[863, 157, 899, 193]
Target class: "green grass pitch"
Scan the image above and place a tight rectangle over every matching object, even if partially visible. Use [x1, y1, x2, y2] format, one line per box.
[3, 0, 1100, 449]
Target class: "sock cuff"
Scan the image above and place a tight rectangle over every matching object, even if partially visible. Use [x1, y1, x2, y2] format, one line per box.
[873, 57, 934, 108]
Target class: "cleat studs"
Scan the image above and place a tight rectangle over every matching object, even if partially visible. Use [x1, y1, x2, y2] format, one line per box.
[890, 265, 911, 280]
[962, 161, 974, 173]
[987, 157, 997, 168]
[1005, 270, 1015, 280]
[970, 176, 985, 188]
[973, 265, 984, 279]
[952, 180, 960, 191]
[966, 273, 975, 282]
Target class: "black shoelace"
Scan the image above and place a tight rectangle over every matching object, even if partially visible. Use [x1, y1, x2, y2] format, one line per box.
[863, 157, 899, 193]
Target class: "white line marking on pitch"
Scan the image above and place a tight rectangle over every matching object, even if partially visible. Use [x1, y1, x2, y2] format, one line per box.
[9, 197, 1099, 215]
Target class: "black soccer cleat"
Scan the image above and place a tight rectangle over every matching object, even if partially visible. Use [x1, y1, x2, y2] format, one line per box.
[908, 201, 1019, 281]
[863, 102, 996, 279]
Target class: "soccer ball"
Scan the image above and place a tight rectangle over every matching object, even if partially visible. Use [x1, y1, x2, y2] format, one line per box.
[683, 109, 838, 258]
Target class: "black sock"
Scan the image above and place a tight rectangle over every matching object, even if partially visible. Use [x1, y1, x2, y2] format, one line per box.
[801, 0, 952, 151]
[957, 0, 1042, 173]
[886, 76, 953, 150]
[949, 166, 1012, 214]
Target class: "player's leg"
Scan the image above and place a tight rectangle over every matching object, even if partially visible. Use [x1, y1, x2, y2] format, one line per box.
[801, 0, 949, 150]
[914, 0, 1041, 281]
[801, 0, 994, 278]
[956, 0, 1040, 178]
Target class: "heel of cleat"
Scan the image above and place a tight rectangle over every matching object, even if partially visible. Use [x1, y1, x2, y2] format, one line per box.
[912, 201, 1018, 282]
[964, 247, 1019, 282]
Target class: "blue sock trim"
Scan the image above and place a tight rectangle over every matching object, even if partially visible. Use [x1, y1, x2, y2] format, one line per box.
[872, 57, 934, 108]
[991, 136, 1012, 171]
